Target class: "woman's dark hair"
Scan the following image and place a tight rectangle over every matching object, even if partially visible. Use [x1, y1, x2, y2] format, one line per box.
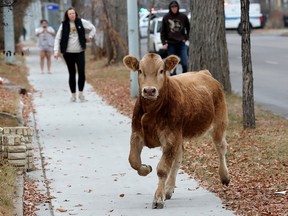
[63, 7, 79, 22]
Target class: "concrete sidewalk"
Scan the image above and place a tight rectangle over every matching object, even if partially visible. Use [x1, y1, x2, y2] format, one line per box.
[25, 46, 235, 216]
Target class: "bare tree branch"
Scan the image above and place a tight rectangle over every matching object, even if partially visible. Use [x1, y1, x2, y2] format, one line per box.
[0, 0, 17, 8]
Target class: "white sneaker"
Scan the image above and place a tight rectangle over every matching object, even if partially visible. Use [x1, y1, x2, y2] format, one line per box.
[70, 95, 76, 102]
[79, 94, 87, 102]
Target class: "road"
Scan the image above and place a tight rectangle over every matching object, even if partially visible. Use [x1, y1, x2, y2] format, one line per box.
[141, 30, 288, 118]
[227, 31, 288, 118]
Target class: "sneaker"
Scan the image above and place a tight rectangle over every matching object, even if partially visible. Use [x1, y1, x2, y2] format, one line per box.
[79, 94, 87, 102]
[70, 95, 76, 102]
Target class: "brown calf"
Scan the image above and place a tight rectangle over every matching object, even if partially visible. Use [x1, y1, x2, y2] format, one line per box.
[123, 53, 230, 209]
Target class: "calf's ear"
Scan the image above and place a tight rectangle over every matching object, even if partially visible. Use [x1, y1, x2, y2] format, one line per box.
[123, 55, 139, 71]
[164, 55, 180, 72]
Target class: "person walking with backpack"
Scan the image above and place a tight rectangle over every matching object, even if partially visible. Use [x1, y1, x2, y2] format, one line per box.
[54, 7, 96, 102]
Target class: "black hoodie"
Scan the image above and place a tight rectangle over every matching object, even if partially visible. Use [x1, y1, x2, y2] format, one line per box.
[160, 1, 190, 45]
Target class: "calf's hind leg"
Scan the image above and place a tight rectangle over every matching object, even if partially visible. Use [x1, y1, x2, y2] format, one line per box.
[211, 121, 230, 186]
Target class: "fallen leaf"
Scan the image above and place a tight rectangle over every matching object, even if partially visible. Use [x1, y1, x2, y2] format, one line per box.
[274, 191, 286, 195]
[56, 208, 68, 212]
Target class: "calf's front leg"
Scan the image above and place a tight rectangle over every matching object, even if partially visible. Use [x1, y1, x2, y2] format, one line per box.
[129, 132, 152, 176]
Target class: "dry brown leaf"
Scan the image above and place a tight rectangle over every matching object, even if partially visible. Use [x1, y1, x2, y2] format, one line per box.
[56, 208, 68, 212]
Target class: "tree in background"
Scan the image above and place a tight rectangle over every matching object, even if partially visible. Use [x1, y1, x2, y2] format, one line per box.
[0, 0, 33, 51]
[71, 0, 85, 11]
[241, 0, 256, 129]
[102, 0, 128, 64]
[78, 0, 128, 64]
[189, 0, 255, 128]
[189, 0, 231, 92]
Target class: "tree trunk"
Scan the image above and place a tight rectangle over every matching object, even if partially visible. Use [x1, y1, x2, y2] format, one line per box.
[241, 0, 256, 129]
[113, 1, 128, 62]
[90, 0, 106, 60]
[189, 0, 231, 92]
[102, 0, 128, 64]
[71, 0, 85, 12]
[90, 0, 97, 56]
[146, 0, 155, 54]
[0, 0, 32, 51]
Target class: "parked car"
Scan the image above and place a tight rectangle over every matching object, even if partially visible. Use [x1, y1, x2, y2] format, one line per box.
[224, 0, 263, 35]
[148, 17, 164, 53]
[139, 12, 158, 38]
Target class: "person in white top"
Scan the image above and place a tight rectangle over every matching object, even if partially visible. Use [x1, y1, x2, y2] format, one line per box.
[54, 7, 96, 102]
[35, 19, 55, 74]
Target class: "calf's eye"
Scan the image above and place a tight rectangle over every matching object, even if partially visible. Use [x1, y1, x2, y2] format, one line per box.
[138, 70, 142, 74]
[160, 70, 164, 74]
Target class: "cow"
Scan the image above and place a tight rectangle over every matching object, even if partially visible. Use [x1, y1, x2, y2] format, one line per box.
[123, 53, 230, 209]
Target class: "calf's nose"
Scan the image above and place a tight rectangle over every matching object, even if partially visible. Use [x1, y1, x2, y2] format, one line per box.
[143, 87, 157, 97]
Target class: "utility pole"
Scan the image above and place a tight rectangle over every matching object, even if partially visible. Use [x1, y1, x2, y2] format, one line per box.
[127, 0, 139, 98]
[3, 1, 15, 64]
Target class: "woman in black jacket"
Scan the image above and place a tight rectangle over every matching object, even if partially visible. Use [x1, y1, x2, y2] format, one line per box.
[54, 7, 96, 102]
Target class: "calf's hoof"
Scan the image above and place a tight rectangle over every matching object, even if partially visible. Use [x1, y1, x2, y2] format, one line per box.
[165, 192, 173, 200]
[221, 177, 230, 186]
[152, 200, 164, 209]
[165, 186, 174, 200]
[137, 164, 152, 176]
